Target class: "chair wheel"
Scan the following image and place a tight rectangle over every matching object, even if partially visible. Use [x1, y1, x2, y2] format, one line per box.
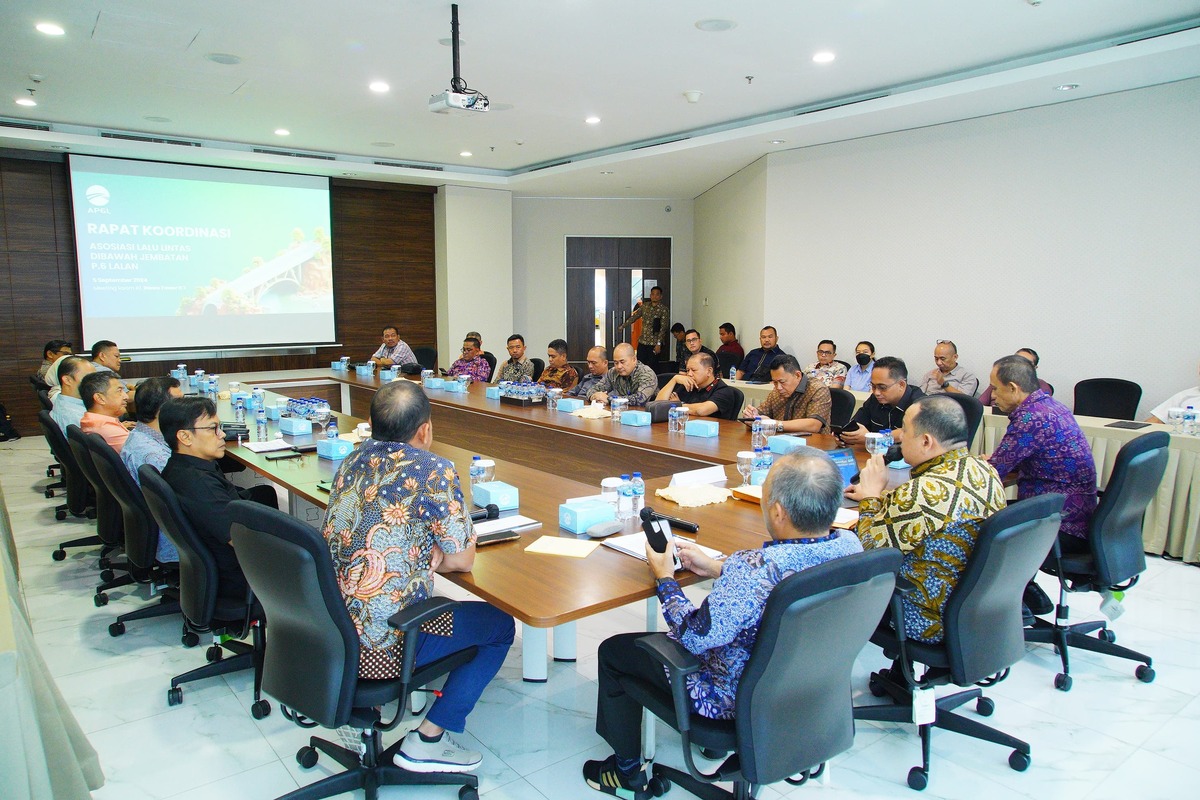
[47, 467, 55, 478]
[809, 762, 825, 779]
[1097, 629, 1116, 644]
[206, 645, 224, 662]
[182, 631, 200, 648]
[1136, 665, 1155, 683]
[1054, 673, 1072, 692]
[52, 549, 66, 561]
[975, 697, 995, 717]
[109, 621, 125, 637]
[94, 593, 109, 607]
[647, 775, 670, 796]
[45, 488, 55, 498]
[100, 569, 116, 583]
[55, 510, 67, 521]
[1009, 749, 1031, 772]
[251, 699, 271, 719]
[458, 786, 479, 800]
[296, 745, 319, 769]
[167, 686, 183, 706]
[907, 766, 928, 791]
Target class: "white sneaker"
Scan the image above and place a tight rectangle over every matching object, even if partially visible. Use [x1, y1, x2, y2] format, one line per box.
[395, 730, 482, 773]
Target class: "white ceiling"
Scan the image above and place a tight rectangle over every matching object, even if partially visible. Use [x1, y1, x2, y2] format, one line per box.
[3, 1, 1200, 199]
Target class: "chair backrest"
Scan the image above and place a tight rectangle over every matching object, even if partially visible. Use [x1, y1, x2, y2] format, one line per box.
[1089, 431, 1170, 585]
[139, 465, 221, 627]
[38, 411, 88, 515]
[481, 351, 497, 381]
[834, 359, 852, 372]
[941, 392, 984, 447]
[735, 548, 900, 785]
[413, 346, 437, 371]
[716, 351, 739, 377]
[943, 494, 1064, 684]
[828, 387, 856, 430]
[228, 500, 359, 729]
[530, 357, 545, 381]
[84, 432, 160, 570]
[1073, 378, 1142, 420]
[66, 425, 124, 548]
[35, 388, 54, 411]
[722, 386, 744, 421]
[656, 372, 676, 391]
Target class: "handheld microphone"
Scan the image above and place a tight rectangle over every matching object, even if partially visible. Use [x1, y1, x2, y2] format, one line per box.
[470, 503, 500, 522]
[640, 506, 700, 534]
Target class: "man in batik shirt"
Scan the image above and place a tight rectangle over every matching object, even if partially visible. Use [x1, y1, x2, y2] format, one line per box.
[496, 334, 534, 382]
[539, 339, 579, 391]
[322, 380, 514, 773]
[618, 285, 670, 366]
[447, 336, 492, 383]
[587, 343, 659, 407]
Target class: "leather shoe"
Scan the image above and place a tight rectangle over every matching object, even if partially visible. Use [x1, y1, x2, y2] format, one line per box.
[1023, 582, 1053, 616]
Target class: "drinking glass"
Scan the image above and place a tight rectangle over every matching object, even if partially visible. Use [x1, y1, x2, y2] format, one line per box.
[677, 406, 690, 430]
[313, 402, 331, 433]
[865, 432, 888, 457]
[736, 451, 755, 487]
[1167, 407, 1184, 433]
[611, 396, 627, 422]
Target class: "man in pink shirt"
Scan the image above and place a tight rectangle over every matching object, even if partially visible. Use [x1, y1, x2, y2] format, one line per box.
[79, 371, 133, 452]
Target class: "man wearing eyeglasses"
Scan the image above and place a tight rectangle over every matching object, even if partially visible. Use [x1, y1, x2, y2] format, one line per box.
[918, 340, 979, 397]
[803, 339, 847, 388]
[567, 346, 609, 398]
[841, 356, 925, 446]
[676, 329, 716, 373]
[160, 396, 279, 603]
[447, 336, 492, 383]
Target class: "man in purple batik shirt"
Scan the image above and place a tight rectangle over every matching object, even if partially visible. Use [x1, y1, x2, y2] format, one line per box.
[447, 336, 493, 383]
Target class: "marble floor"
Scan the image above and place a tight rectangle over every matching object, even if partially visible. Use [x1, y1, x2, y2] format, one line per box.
[4, 435, 1200, 800]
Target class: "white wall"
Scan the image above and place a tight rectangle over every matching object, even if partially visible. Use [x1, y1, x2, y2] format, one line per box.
[511, 198, 695, 358]
[435, 185, 514, 364]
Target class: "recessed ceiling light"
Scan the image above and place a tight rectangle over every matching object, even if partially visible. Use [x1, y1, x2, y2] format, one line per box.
[460, 151, 472, 157]
[812, 51, 836, 64]
[143, 115, 171, 123]
[206, 53, 242, 65]
[768, 140, 786, 145]
[695, 19, 736, 33]
[274, 128, 290, 136]
[371, 141, 395, 148]
[1055, 83, 1079, 91]
[16, 97, 37, 107]
[369, 81, 390, 93]
[585, 116, 601, 125]
[600, 171, 614, 175]
[36, 22, 65, 36]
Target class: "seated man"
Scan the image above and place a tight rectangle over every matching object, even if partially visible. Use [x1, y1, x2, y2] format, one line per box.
[979, 348, 1052, 405]
[567, 346, 608, 398]
[79, 371, 132, 452]
[160, 397, 279, 602]
[539, 339, 579, 391]
[676, 329, 717, 373]
[89, 339, 123, 375]
[37, 339, 73, 383]
[447, 336, 492, 383]
[841, 356, 925, 445]
[584, 450, 862, 796]
[1147, 359, 1199, 423]
[497, 334, 534, 382]
[918, 340, 979, 397]
[368, 325, 417, 368]
[588, 343, 658, 407]
[323, 381, 514, 773]
[121, 377, 184, 563]
[846, 395, 1006, 643]
[743, 354, 832, 434]
[670, 323, 687, 369]
[655, 352, 741, 420]
[50, 356, 95, 432]
[715, 322, 744, 364]
[845, 340, 876, 392]
[735, 325, 786, 382]
[804, 339, 847, 388]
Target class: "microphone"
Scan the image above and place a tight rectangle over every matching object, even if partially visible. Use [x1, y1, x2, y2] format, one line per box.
[640, 506, 700, 534]
[470, 504, 500, 522]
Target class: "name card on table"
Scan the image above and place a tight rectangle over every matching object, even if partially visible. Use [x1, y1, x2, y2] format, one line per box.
[668, 465, 729, 487]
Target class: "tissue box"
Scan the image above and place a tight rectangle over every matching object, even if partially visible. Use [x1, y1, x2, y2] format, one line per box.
[423, 377, 445, 390]
[170, 369, 186, 380]
[278, 417, 313, 436]
[620, 410, 651, 427]
[769, 435, 808, 454]
[355, 364, 375, 377]
[559, 500, 617, 534]
[188, 375, 201, 387]
[378, 368, 396, 381]
[557, 398, 584, 413]
[230, 391, 250, 407]
[685, 419, 720, 438]
[750, 468, 770, 486]
[485, 386, 501, 400]
[330, 361, 348, 371]
[266, 405, 282, 420]
[443, 380, 466, 394]
[472, 481, 519, 511]
[317, 437, 354, 460]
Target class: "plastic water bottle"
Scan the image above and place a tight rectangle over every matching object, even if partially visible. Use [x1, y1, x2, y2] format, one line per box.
[754, 446, 772, 473]
[251, 387, 265, 411]
[469, 455, 485, 486]
[631, 472, 645, 517]
[881, 428, 894, 450]
[751, 416, 766, 450]
[326, 417, 339, 440]
[255, 406, 268, 440]
[616, 474, 634, 523]
[729, 365, 737, 382]
[233, 396, 246, 424]
[1184, 406, 1198, 437]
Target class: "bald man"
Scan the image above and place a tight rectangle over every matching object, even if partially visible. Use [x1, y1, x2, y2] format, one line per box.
[587, 343, 659, 407]
[568, 346, 610, 399]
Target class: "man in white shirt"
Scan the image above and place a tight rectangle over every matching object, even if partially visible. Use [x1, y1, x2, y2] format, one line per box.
[1147, 361, 1200, 423]
[50, 357, 96, 432]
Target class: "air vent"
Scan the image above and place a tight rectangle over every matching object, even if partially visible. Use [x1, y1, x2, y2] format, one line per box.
[0, 119, 52, 131]
[632, 137, 689, 151]
[373, 161, 445, 172]
[252, 148, 335, 160]
[100, 131, 201, 146]
[528, 160, 572, 172]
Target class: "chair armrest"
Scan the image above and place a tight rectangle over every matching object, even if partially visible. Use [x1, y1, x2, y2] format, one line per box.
[636, 634, 700, 734]
[387, 596, 461, 634]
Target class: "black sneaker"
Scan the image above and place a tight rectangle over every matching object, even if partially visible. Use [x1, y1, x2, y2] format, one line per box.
[1023, 583, 1054, 616]
[583, 755, 651, 799]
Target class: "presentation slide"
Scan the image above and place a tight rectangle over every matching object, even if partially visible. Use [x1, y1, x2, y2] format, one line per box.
[68, 155, 336, 352]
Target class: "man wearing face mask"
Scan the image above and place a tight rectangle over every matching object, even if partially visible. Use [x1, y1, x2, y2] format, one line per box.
[845, 341, 876, 392]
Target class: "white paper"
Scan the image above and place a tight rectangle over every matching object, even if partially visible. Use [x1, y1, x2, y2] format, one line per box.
[668, 465, 728, 487]
[834, 507, 860, 526]
[524, 536, 599, 557]
[601, 531, 723, 564]
[240, 439, 294, 453]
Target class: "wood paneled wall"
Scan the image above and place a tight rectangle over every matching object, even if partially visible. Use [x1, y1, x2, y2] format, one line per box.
[0, 157, 437, 433]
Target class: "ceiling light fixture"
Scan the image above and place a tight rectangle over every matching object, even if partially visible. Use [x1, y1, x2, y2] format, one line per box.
[1055, 83, 1079, 91]
[600, 171, 614, 175]
[369, 81, 390, 93]
[16, 97, 37, 107]
[812, 51, 836, 64]
[36, 22, 65, 36]
[682, 90, 703, 104]
[460, 151, 472, 157]
[274, 128, 290, 136]
[144, 115, 171, 123]
[694, 19, 736, 32]
[768, 139, 786, 145]
[206, 53, 242, 65]
[586, 116, 601, 125]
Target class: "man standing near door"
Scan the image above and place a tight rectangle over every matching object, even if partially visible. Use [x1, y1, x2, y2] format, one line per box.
[618, 285, 669, 367]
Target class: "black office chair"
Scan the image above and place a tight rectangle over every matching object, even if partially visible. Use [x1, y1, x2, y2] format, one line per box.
[413, 346, 437, 372]
[38, 411, 96, 530]
[228, 500, 481, 800]
[139, 465, 268, 715]
[716, 351, 739, 378]
[834, 359, 852, 372]
[530, 357, 545, 381]
[854, 494, 1063, 791]
[828, 387, 856, 431]
[1073, 378, 1142, 420]
[481, 350, 497, 382]
[623, 549, 900, 800]
[656, 373, 675, 391]
[84, 432, 181, 637]
[1025, 431, 1169, 691]
[941, 392, 984, 447]
[65, 425, 130, 597]
[721, 386, 744, 421]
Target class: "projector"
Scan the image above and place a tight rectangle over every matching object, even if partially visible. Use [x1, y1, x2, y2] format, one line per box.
[428, 90, 490, 114]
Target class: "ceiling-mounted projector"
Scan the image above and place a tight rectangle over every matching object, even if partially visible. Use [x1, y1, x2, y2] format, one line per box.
[429, 4, 490, 114]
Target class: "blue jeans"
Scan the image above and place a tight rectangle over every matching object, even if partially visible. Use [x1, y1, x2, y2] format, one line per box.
[414, 601, 515, 733]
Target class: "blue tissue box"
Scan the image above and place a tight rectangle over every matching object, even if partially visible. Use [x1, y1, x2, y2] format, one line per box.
[230, 391, 250, 406]
[170, 368, 186, 380]
[485, 386, 501, 400]
[378, 368, 396, 381]
[621, 410, 651, 427]
[685, 419, 720, 438]
[331, 361, 348, 371]
[189, 374, 201, 387]
[557, 398, 584, 413]
[472, 481, 519, 511]
[443, 380, 466, 394]
[750, 468, 770, 486]
[559, 500, 616, 534]
[423, 377, 445, 390]
[768, 435, 808, 454]
[355, 364, 375, 377]
[279, 417, 313, 436]
[266, 405, 282, 420]
[317, 437, 354, 460]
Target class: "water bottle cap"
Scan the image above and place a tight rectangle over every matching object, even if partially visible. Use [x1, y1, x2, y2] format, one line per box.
[633, 472, 641, 478]
[473, 455, 482, 460]
[620, 474, 630, 480]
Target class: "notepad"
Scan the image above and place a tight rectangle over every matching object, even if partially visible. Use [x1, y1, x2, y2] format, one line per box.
[523, 536, 600, 558]
[240, 439, 294, 453]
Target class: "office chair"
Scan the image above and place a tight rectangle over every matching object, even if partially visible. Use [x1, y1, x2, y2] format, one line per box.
[828, 388, 856, 431]
[413, 346, 437, 372]
[1025, 431, 1168, 691]
[65, 425, 130, 596]
[854, 494, 1063, 791]
[1073, 378, 1142, 420]
[481, 350, 497, 382]
[941, 392, 984, 448]
[84, 433, 181, 636]
[722, 387, 744, 421]
[656, 373, 676, 391]
[38, 411, 97, 531]
[834, 359, 852, 372]
[716, 351, 739, 378]
[622, 549, 900, 800]
[140, 465, 268, 715]
[530, 357, 545, 381]
[228, 500, 481, 800]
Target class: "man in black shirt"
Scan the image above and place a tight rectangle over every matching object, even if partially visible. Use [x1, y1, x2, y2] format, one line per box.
[842, 356, 925, 445]
[655, 352, 742, 420]
[159, 397, 278, 601]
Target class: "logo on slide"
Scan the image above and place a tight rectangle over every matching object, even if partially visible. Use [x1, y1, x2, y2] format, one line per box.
[85, 185, 110, 206]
